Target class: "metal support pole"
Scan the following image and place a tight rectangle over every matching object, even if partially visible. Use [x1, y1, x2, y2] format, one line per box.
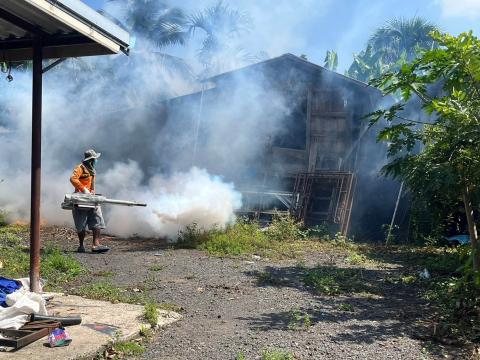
[386, 181, 404, 244]
[30, 40, 42, 293]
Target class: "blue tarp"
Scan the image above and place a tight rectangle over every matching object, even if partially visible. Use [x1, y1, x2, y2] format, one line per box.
[0, 277, 21, 307]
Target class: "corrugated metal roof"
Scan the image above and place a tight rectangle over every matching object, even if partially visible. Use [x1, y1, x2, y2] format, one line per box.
[0, 0, 130, 61]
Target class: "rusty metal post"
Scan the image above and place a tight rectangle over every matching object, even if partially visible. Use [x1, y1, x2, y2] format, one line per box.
[30, 39, 42, 293]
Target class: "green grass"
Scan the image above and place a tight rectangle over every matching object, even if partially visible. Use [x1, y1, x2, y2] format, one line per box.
[41, 247, 85, 286]
[176, 216, 340, 259]
[143, 300, 159, 327]
[73, 281, 142, 304]
[235, 353, 247, 360]
[157, 302, 184, 312]
[262, 348, 295, 360]
[111, 341, 145, 357]
[0, 225, 85, 290]
[92, 270, 115, 277]
[0, 223, 28, 235]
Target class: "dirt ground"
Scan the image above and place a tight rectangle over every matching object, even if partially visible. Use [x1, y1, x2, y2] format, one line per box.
[43, 226, 470, 360]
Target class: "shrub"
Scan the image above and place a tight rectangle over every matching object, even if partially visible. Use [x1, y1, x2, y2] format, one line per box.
[203, 221, 269, 256]
[345, 251, 368, 265]
[424, 248, 464, 275]
[424, 252, 480, 341]
[176, 222, 215, 248]
[265, 213, 306, 242]
[306, 223, 331, 239]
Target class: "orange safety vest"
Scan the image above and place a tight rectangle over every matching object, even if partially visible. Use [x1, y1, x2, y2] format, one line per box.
[70, 164, 95, 193]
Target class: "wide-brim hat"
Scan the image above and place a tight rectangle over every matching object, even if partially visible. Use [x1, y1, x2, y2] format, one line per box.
[84, 149, 101, 161]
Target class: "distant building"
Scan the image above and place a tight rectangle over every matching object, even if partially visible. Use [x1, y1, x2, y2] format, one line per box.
[157, 54, 399, 238]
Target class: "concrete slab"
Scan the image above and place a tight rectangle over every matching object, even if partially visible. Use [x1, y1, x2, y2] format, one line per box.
[0, 293, 181, 360]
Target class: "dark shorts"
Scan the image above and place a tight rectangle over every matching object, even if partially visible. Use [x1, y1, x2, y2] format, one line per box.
[72, 206, 105, 232]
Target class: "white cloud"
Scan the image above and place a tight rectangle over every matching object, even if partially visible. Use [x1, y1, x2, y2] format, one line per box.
[438, 0, 480, 18]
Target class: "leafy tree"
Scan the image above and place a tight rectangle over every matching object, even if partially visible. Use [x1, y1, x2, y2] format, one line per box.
[345, 45, 387, 82]
[368, 31, 480, 270]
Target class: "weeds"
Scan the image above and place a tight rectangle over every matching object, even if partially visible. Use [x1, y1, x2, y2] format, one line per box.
[139, 325, 153, 340]
[158, 302, 184, 312]
[92, 270, 115, 277]
[143, 300, 159, 327]
[109, 340, 145, 358]
[177, 216, 327, 259]
[345, 251, 368, 265]
[73, 281, 142, 304]
[385, 273, 417, 285]
[177, 222, 214, 249]
[337, 303, 355, 312]
[301, 266, 369, 296]
[423, 260, 480, 342]
[287, 308, 312, 330]
[148, 264, 164, 272]
[235, 353, 247, 360]
[264, 213, 307, 241]
[262, 348, 295, 360]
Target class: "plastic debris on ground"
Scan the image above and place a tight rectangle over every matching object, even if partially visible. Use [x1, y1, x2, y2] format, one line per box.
[48, 328, 72, 347]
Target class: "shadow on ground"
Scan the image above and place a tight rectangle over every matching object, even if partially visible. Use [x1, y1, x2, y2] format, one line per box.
[240, 264, 428, 345]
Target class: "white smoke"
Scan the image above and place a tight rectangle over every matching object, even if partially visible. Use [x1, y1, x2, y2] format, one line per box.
[0, 2, 295, 239]
[99, 162, 241, 238]
[0, 69, 243, 238]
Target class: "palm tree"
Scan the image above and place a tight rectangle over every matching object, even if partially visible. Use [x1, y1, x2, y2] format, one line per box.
[101, 0, 193, 80]
[346, 17, 438, 82]
[188, 1, 252, 76]
[368, 17, 438, 64]
[105, 0, 189, 48]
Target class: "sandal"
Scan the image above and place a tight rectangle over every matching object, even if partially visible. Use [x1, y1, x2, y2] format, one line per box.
[92, 245, 110, 253]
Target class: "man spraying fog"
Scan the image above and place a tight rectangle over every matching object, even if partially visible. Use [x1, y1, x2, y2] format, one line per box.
[70, 149, 109, 253]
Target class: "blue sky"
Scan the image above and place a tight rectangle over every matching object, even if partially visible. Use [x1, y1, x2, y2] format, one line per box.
[82, 0, 480, 72]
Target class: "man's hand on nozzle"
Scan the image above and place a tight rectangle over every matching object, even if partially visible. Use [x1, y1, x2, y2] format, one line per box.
[82, 188, 90, 194]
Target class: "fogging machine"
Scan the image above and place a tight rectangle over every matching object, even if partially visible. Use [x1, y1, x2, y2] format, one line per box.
[61, 193, 147, 210]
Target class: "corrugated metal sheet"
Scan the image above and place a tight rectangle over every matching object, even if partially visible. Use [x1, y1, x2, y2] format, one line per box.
[0, 0, 129, 61]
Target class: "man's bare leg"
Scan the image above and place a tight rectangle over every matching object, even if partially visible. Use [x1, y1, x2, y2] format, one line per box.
[93, 228, 101, 247]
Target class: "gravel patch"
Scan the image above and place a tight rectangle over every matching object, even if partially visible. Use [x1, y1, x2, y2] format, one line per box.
[42, 227, 457, 360]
